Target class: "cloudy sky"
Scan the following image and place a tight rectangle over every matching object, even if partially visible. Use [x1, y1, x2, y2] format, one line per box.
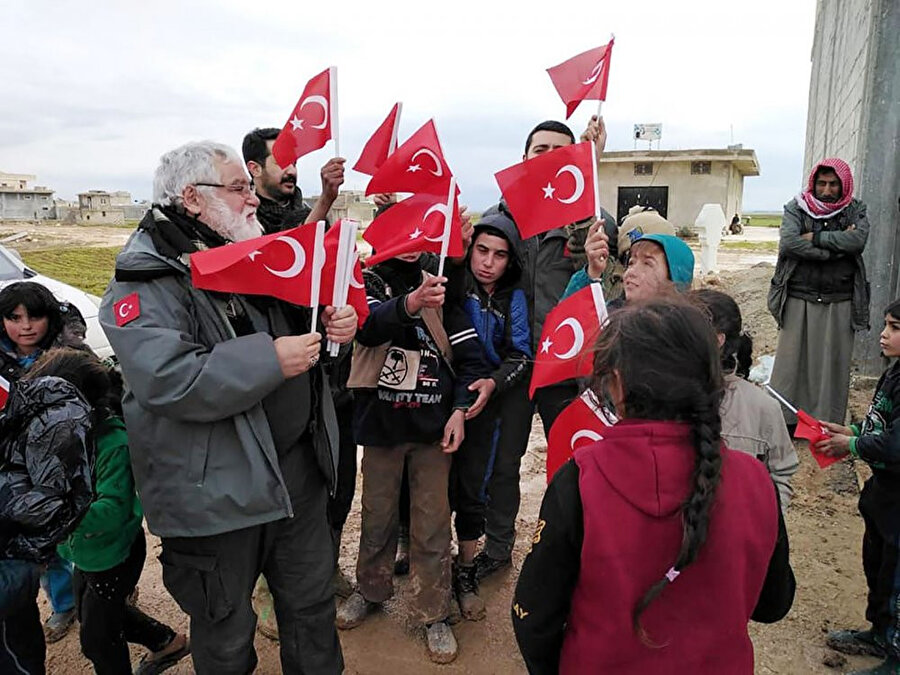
[1, 0, 815, 213]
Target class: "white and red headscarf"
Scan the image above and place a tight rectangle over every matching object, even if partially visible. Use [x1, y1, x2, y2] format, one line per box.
[795, 158, 855, 219]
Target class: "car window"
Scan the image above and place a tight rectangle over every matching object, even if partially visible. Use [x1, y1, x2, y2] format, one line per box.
[0, 248, 25, 281]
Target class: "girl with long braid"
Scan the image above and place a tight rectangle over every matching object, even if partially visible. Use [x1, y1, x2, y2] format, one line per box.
[511, 298, 795, 674]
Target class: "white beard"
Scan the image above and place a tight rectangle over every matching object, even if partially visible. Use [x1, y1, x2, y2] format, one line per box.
[203, 194, 263, 242]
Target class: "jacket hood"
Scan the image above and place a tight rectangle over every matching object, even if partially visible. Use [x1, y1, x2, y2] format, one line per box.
[113, 209, 190, 279]
[468, 211, 523, 287]
[577, 420, 697, 518]
[635, 233, 695, 290]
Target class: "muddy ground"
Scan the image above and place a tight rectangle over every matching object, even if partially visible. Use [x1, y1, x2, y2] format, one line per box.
[13, 222, 880, 674]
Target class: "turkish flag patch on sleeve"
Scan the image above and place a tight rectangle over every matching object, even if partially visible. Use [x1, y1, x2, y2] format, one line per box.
[114, 292, 141, 327]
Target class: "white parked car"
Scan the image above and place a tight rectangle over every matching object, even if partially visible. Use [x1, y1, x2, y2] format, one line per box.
[0, 243, 114, 360]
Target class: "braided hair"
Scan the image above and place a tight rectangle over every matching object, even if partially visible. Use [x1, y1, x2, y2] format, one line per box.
[692, 289, 753, 378]
[590, 298, 724, 644]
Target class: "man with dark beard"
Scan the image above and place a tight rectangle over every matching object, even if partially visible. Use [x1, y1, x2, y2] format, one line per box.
[99, 141, 356, 674]
[242, 127, 344, 233]
[768, 158, 870, 429]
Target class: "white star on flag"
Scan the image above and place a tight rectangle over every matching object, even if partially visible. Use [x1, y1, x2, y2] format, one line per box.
[290, 116, 304, 131]
[542, 183, 556, 199]
[409, 227, 423, 239]
[541, 336, 553, 353]
[248, 250, 262, 261]
[407, 164, 422, 173]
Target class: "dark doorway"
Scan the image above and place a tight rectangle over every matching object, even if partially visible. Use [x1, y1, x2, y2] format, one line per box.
[616, 186, 669, 225]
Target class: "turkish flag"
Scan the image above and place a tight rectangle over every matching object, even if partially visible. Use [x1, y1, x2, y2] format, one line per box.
[322, 222, 369, 327]
[365, 119, 452, 196]
[272, 67, 335, 168]
[190, 225, 325, 307]
[529, 283, 608, 398]
[546, 390, 617, 482]
[547, 39, 615, 118]
[0, 375, 9, 410]
[113, 292, 141, 327]
[353, 102, 402, 176]
[495, 141, 597, 239]
[362, 192, 463, 267]
[795, 410, 841, 469]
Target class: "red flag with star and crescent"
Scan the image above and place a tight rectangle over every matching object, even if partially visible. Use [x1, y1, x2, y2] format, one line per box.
[546, 390, 617, 482]
[0, 375, 9, 410]
[190, 225, 328, 306]
[495, 141, 597, 239]
[547, 39, 614, 119]
[365, 119, 453, 196]
[322, 221, 369, 327]
[272, 67, 335, 169]
[362, 192, 464, 267]
[353, 102, 402, 176]
[529, 283, 608, 398]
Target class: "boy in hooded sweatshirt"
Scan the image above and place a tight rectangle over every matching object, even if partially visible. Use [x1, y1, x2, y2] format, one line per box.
[450, 212, 532, 620]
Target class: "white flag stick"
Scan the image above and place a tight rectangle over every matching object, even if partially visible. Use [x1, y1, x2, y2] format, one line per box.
[309, 220, 326, 333]
[327, 219, 359, 356]
[389, 102, 402, 155]
[590, 139, 602, 222]
[594, 34, 614, 121]
[764, 384, 798, 414]
[329, 66, 340, 158]
[436, 176, 457, 278]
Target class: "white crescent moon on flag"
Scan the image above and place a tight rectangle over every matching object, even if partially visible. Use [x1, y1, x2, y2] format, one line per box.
[582, 60, 604, 85]
[555, 165, 585, 204]
[553, 317, 584, 359]
[410, 148, 443, 177]
[299, 95, 329, 129]
[570, 429, 603, 449]
[422, 202, 449, 242]
[263, 236, 306, 278]
[117, 303, 132, 318]
[349, 253, 365, 289]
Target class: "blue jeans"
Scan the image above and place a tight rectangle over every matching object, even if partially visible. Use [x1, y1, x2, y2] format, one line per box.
[39, 553, 74, 614]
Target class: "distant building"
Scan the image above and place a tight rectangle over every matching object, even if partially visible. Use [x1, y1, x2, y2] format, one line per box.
[0, 171, 55, 221]
[77, 190, 149, 224]
[307, 190, 377, 227]
[596, 148, 760, 228]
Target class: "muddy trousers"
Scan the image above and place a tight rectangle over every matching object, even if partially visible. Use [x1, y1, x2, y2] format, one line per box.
[74, 531, 174, 675]
[0, 559, 44, 675]
[357, 442, 452, 624]
[862, 504, 900, 659]
[160, 443, 343, 675]
[482, 382, 575, 560]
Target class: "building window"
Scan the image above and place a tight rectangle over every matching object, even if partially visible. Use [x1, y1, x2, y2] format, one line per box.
[691, 161, 712, 175]
[24, 195, 32, 200]
[102, 211, 106, 217]
[634, 162, 653, 176]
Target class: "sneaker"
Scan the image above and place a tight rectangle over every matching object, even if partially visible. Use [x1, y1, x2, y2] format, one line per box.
[425, 621, 458, 664]
[827, 628, 887, 658]
[333, 567, 354, 599]
[472, 551, 511, 582]
[252, 579, 279, 641]
[134, 633, 190, 675]
[453, 563, 485, 621]
[848, 656, 900, 675]
[43, 608, 76, 643]
[335, 592, 379, 630]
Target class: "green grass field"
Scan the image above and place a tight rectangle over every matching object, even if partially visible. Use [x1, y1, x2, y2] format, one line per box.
[720, 240, 778, 252]
[22, 247, 119, 296]
[744, 213, 781, 228]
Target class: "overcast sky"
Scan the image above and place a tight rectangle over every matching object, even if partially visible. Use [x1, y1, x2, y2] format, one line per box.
[1, 0, 815, 213]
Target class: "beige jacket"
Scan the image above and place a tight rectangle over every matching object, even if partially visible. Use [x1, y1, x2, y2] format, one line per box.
[720, 374, 799, 511]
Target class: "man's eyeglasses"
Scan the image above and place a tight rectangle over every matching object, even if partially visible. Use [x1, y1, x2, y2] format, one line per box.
[195, 182, 254, 196]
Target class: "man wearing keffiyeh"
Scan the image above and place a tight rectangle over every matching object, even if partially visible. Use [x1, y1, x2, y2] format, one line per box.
[768, 158, 871, 430]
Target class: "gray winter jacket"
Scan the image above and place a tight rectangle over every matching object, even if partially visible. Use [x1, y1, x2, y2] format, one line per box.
[767, 198, 870, 331]
[99, 224, 336, 538]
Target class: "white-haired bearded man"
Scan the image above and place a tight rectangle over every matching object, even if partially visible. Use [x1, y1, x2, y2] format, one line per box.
[99, 141, 354, 674]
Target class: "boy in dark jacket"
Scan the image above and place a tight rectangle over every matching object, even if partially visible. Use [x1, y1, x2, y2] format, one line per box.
[336, 251, 488, 664]
[451, 212, 532, 619]
[819, 299, 900, 675]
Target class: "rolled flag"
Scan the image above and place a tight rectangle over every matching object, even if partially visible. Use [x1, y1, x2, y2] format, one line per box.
[547, 38, 615, 119]
[529, 283, 607, 398]
[546, 389, 617, 482]
[272, 67, 335, 168]
[495, 141, 597, 239]
[0, 374, 9, 410]
[365, 119, 453, 196]
[353, 102, 402, 176]
[322, 219, 369, 329]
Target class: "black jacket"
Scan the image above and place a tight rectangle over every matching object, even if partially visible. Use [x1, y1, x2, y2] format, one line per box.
[0, 377, 93, 562]
[353, 257, 489, 446]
